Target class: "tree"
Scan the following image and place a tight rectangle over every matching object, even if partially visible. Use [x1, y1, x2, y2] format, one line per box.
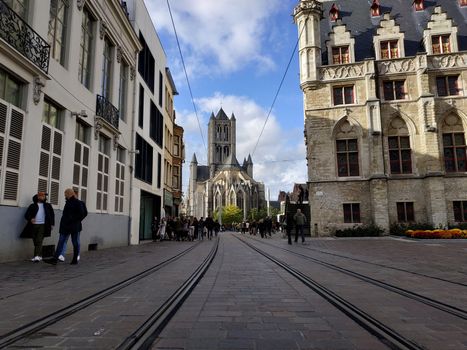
[221, 205, 243, 225]
[248, 207, 280, 221]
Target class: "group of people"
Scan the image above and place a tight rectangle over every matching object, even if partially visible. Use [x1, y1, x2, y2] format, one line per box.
[237, 217, 279, 238]
[21, 189, 87, 265]
[151, 215, 221, 242]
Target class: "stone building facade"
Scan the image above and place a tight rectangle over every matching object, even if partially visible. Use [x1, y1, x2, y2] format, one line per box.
[294, 0, 467, 234]
[187, 109, 265, 219]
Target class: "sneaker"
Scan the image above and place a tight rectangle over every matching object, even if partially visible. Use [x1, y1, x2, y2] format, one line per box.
[37, 256, 42, 262]
[58, 255, 65, 262]
[30, 256, 40, 262]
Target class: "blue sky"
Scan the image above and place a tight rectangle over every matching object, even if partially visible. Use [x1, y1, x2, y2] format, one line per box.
[147, 0, 307, 200]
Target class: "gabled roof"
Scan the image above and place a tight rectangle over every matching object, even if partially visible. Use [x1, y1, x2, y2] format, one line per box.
[320, 0, 467, 63]
[219, 154, 241, 170]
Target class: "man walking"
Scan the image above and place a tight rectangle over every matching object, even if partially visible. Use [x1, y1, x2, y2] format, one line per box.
[45, 189, 84, 265]
[293, 208, 307, 244]
[21, 192, 55, 262]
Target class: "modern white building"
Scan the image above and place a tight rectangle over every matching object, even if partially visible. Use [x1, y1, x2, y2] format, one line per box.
[125, 0, 178, 242]
[0, 0, 180, 262]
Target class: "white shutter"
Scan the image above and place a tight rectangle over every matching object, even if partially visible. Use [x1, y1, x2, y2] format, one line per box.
[1, 101, 24, 205]
[38, 124, 63, 206]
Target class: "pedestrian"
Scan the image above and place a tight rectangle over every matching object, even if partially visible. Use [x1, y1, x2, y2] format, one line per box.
[57, 190, 87, 262]
[285, 215, 294, 245]
[158, 217, 167, 240]
[298, 186, 304, 204]
[20, 191, 55, 262]
[214, 220, 220, 237]
[151, 216, 159, 241]
[204, 215, 214, 240]
[45, 188, 85, 265]
[192, 217, 199, 240]
[198, 217, 204, 240]
[293, 208, 307, 244]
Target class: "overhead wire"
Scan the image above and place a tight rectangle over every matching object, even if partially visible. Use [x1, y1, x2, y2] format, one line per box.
[166, 0, 207, 152]
[251, 18, 306, 158]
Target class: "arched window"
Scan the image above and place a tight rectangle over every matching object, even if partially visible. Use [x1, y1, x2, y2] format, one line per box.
[237, 191, 244, 210]
[442, 114, 466, 173]
[387, 117, 412, 174]
[335, 120, 360, 177]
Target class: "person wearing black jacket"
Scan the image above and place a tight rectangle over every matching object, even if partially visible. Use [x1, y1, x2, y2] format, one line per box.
[20, 191, 55, 262]
[45, 188, 84, 265]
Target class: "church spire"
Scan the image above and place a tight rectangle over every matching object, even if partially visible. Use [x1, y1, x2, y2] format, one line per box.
[191, 153, 198, 164]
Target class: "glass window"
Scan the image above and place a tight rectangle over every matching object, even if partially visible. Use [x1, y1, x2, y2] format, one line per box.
[343, 203, 360, 223]
[78, 8, 93, 88]
[4, 0, 28, 20]
[388, 136, 412, 174]
[380, 40, 398, 59]
[443, 133, 467, 173]
[118, 63, 128, 121]
[432, 35, 450, 54]
[0, 69, 22, 108]
[413, 0, 424, 11]
[383, 80, 406, 101]
[48, 0, 69, 64]
[75, 120, 90, 144]
[333, 86, 354, 105]
[42, 100, 62, 129]
[453, 201, 467, 222]
[336, 139, 359, 177]
[332, 46, 350, 64]
[397, 202, 415, 222]
[436, 76, 460, 97]
[101, 38, 113, 99]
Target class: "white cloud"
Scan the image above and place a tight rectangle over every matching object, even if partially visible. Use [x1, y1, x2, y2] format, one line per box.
[181, 93, 306, 199]
[146, 0, 284, 76]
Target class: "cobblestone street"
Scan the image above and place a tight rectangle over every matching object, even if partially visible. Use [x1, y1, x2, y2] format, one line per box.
[1, 233, 466, 349]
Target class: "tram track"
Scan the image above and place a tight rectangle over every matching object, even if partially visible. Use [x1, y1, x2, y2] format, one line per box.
[235, 235, 426, 350]
[289, 240, 467, 287]
[116, 236, 219, 350]
[0, 240, 211, 349]
[245, 236, 467, 321]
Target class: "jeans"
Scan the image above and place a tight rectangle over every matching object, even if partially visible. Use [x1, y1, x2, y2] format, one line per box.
[55, 232, 80, 260]
[295, 225, 305, 243]
[32, 224, 45, 257]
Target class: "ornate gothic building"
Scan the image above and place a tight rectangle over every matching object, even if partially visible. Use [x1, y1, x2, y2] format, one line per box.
[187, 109, 265, 219]
[295, 0, 467, 234]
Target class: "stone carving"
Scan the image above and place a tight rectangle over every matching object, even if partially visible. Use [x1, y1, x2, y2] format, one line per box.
[129, 66, 136, 81]
[94, 118, 103, 140]
[116, 46, 122, 64]
[77, 0, 86, 11]
[113, 133, 120, 150]
[33, 76, 45, 105]
[428, 53, 466, 70]
[378, 58, 416, 75]
[294, 0, 323, 16]
[320, 63, 365, 80]
[99, 21, 108, 40]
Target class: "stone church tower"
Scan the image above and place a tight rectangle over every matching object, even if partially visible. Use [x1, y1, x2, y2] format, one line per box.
[187, 109, 265, 219]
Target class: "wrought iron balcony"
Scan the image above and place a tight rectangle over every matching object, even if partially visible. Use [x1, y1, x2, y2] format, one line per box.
[96, 94, 119, 130]
[0, 0, 50, 74]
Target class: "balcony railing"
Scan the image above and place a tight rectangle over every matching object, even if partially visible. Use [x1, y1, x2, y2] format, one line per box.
[96, 95, 119, 130]
[0, 0, 50, 74]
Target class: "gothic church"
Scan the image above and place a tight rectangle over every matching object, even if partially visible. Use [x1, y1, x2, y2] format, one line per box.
[187, 109, 265, 219]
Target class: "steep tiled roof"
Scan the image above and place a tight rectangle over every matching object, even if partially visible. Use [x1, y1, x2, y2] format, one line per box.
[319, 0, 467, 64]
[197, 166, 210, 182]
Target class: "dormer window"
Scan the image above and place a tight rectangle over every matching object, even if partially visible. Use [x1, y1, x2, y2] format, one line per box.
[432, 35, 451, 54]
[329, 4, 339, 22]
[332, 46, 350, 64]
[380, 40, 399, 59]
[460, 0, 467, 7]
[413, 0, 424, 11]
[370, 0, 380, 17]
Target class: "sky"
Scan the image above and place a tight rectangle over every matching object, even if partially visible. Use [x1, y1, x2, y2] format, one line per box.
[146, 0, 307, 201]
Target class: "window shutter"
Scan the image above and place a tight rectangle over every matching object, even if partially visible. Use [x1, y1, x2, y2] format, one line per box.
[38, 124, 63, 206]
[2, 104, 24, 203]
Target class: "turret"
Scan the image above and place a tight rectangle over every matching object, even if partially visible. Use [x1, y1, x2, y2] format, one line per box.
[246, 154, 253, 178]
[293, 0, 323, 89]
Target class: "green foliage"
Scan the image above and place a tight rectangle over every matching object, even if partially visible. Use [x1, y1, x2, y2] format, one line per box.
[335, 224, 384, 237]
[220, 205, 243, 225]
[390, 223, 435, 236]
[248, 207, 279, 221]
[448, 222, 467, 230]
